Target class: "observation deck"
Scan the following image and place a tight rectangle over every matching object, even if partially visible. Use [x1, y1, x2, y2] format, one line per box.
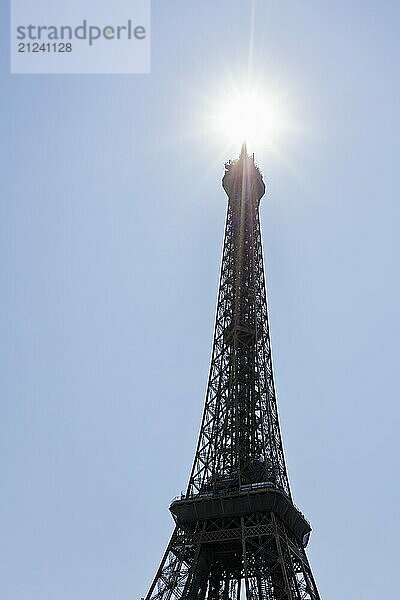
[170, 482, 311, 548]
[222, 146, 265, 205]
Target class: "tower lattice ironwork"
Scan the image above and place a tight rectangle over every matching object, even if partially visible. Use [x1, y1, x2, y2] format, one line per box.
[144, 147, 321, 600]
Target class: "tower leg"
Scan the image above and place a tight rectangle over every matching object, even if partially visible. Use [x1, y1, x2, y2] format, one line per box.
[184, 546, 213, 600]
[145, 526, 204, 600]
[241, 512, 320, 600]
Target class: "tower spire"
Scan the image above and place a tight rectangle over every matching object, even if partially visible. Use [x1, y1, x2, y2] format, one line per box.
[144, 153, 322, 600]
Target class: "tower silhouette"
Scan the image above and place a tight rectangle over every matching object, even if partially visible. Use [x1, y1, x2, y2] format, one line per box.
[144, 147, 321, 600]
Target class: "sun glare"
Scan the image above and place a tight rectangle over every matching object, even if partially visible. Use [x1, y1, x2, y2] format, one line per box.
[210, 89, 286, 153]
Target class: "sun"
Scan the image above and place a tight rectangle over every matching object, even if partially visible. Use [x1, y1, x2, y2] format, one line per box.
[209, 89, 286, 153]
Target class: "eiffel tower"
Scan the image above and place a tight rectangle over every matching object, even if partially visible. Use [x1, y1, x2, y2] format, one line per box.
[144, 146, 321, 600]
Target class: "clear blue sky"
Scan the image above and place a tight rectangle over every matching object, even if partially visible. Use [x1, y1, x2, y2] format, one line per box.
[1, 1, 399, 599]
